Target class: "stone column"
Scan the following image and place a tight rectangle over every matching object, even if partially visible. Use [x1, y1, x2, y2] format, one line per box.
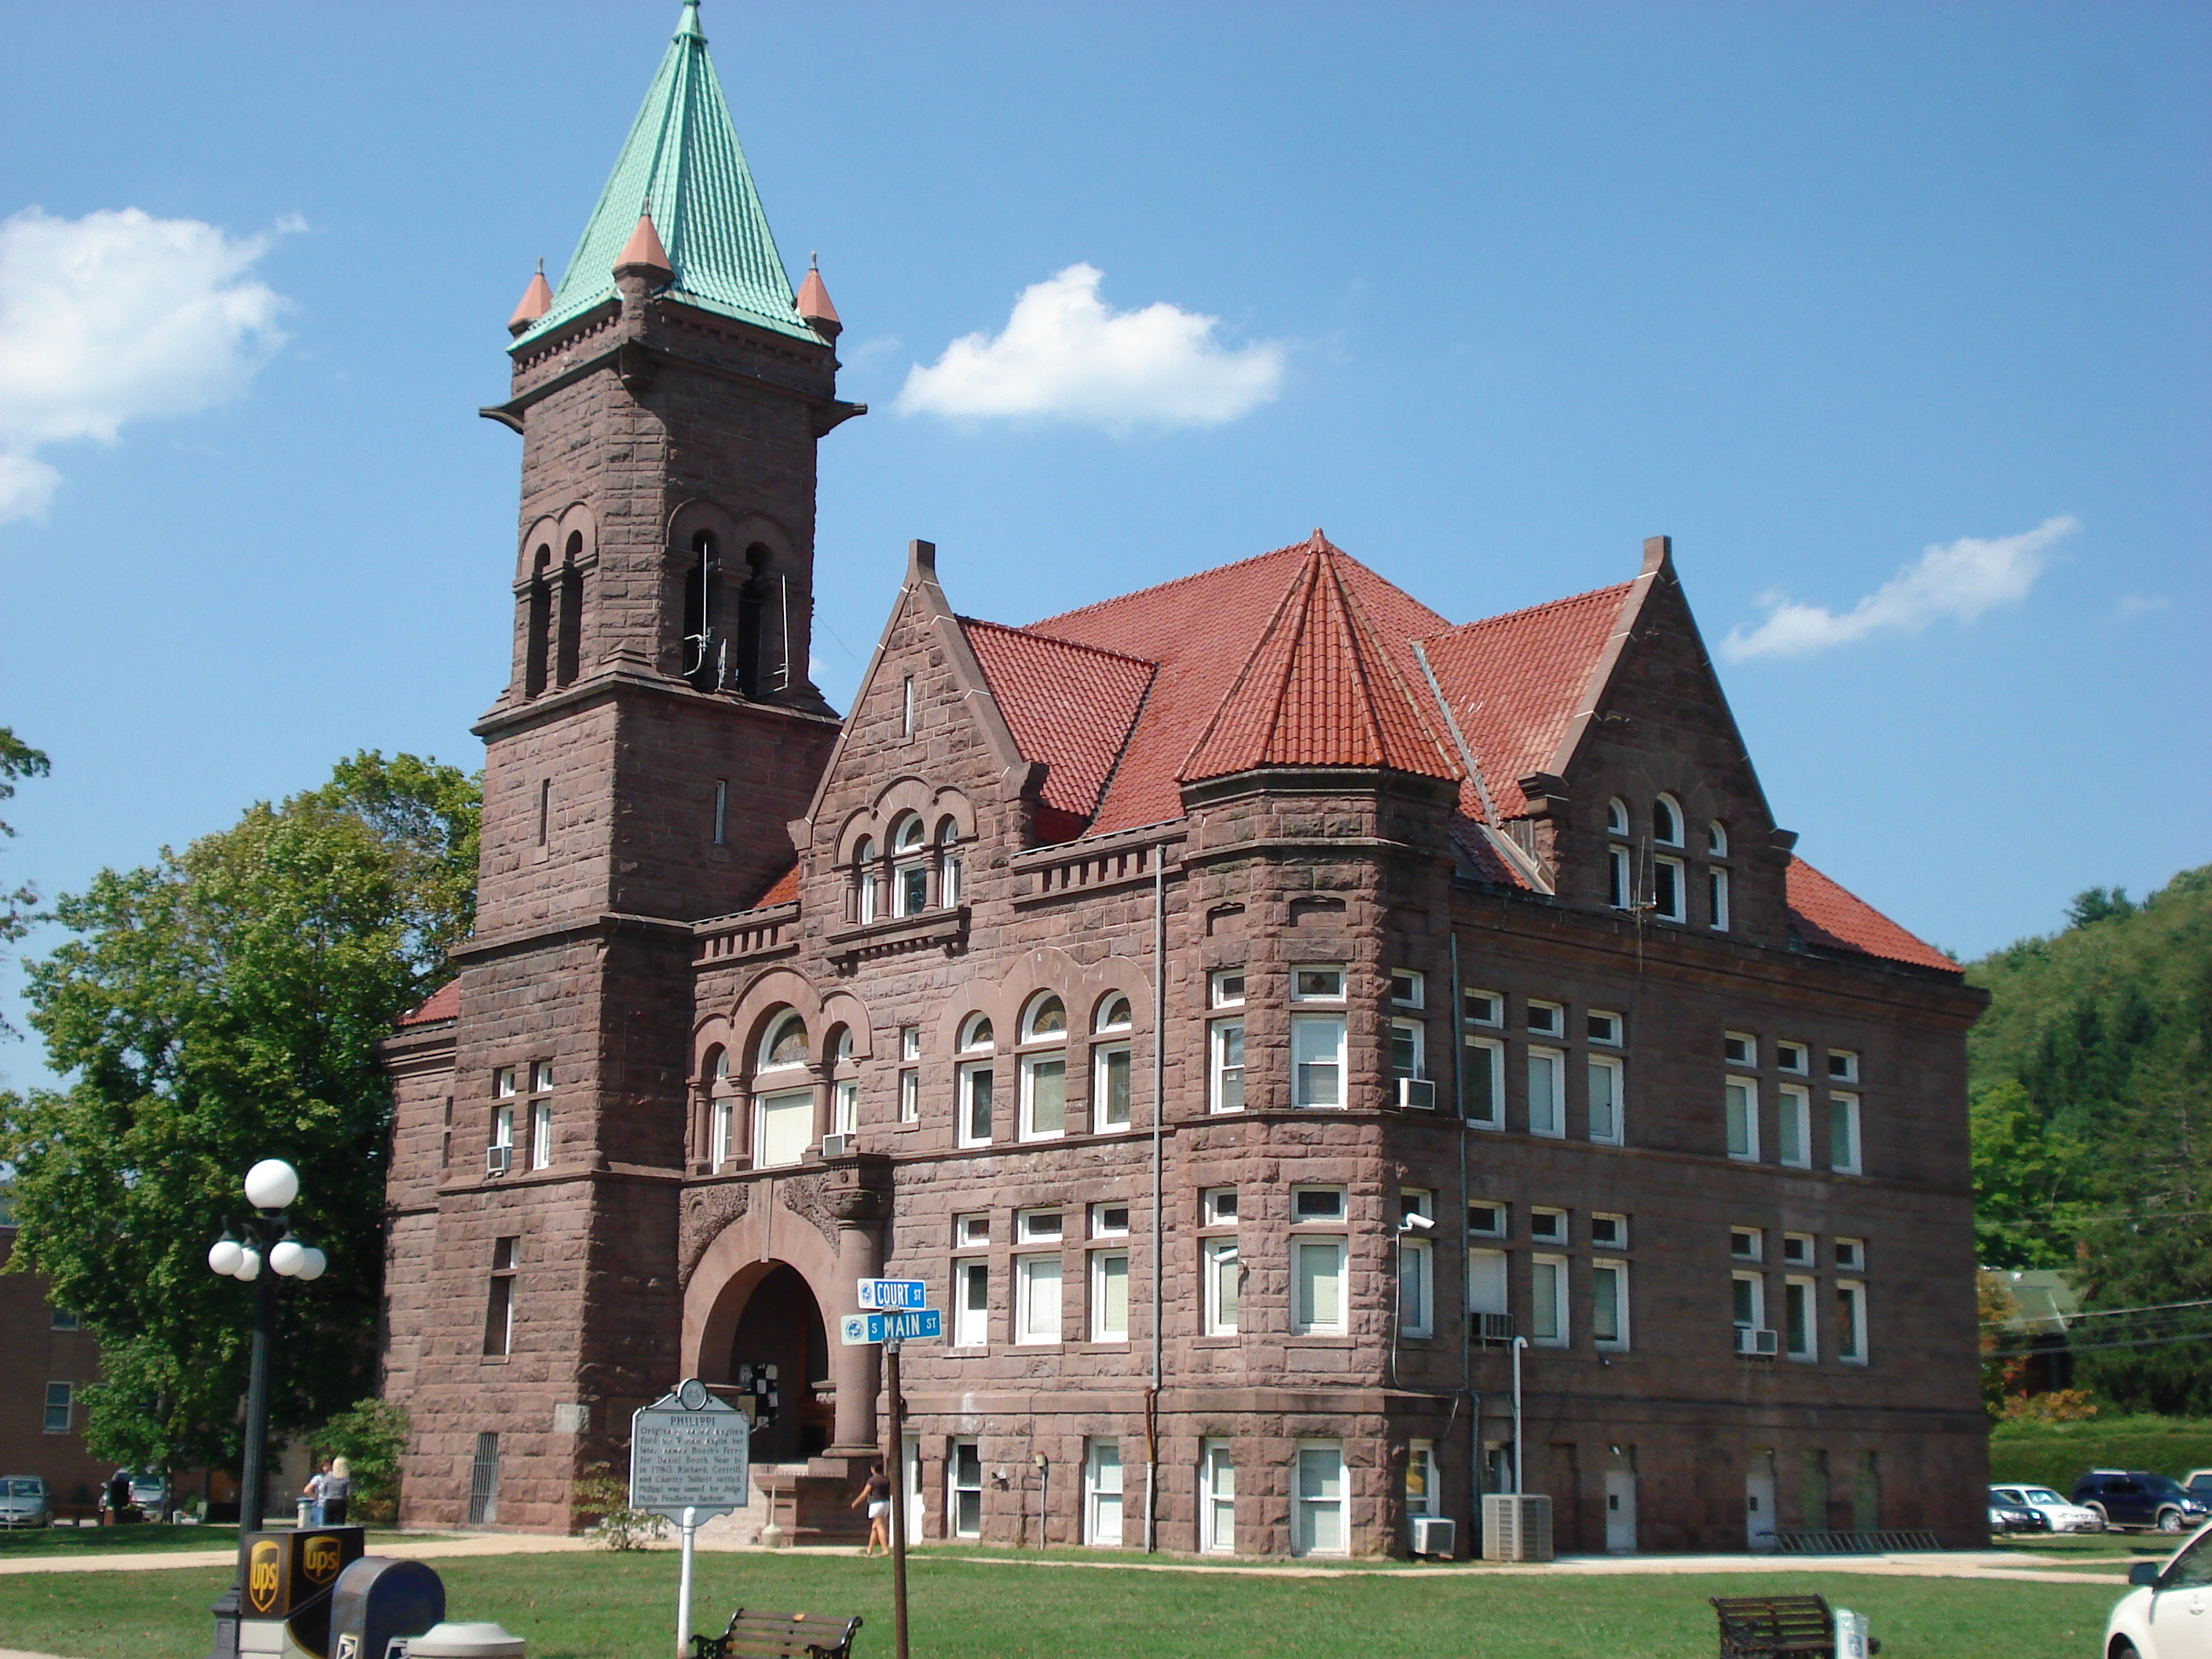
[825, 1176, 887, 1456]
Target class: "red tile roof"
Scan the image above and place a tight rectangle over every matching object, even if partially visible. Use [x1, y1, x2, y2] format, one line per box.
[961, 619, 1156, 819]
[1786, 858, 1954, 971]
[1179, 545, 1458, 784]
[751, 862, 800, 907]
[1415, 583, 1632, 819]
[397, 980, 460, 1026]
[1025, 533, 1451, 832]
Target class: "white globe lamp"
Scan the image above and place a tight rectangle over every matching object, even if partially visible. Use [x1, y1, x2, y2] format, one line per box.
[297, 1247, 328, 1281]
[207, 1236, 244, 1276]
[269, 1239, 307, 1278]
[234, 1248, 262, 1281]
[244, 1159, 299, 1212]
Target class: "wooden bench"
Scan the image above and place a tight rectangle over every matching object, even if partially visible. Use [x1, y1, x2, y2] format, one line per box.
[1708, 1595, 1878, 1658]
[690, 1609, 862, 1659]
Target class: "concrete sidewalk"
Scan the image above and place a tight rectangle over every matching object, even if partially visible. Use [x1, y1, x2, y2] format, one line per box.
[0, 1532, 595, 1577]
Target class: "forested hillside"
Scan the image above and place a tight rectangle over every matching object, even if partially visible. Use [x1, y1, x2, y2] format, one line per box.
[1968, 865, 2212, 1412]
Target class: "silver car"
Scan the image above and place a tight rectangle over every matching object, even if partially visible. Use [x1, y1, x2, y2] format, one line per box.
[0, 1476, 50, 1529]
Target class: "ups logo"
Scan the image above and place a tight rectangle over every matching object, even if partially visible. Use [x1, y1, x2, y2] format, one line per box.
[302, 1534, 343, 1585]
[247, 1539, 283, 1614]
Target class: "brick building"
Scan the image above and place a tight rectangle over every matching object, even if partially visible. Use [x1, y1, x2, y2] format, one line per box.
[0, 1219, 113, 1509]
[379, 2, 1987, 1555]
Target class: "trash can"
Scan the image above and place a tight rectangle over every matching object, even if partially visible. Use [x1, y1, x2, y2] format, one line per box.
[298, 1498, 317, 1529]
[399, 1623, 526, 1659]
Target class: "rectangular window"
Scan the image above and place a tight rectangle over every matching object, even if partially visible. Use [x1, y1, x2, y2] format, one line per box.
[537, 778, 551, 848]
[1782, 1232, 1814, 1267]
[1467, 1248, 1509, 1317]
[902, 1026, 922, 1063]
[1590, 1212, 1627, 1251]
[833, 1079, 857, 1137]
[1836, 1281, 1868, 1363]
[492, 1104, 515, 1153]
[1777, 1085, 1811, 1168]
[1291, 1014, 1346, 1108]
[1390, 1018, 1426, 1082]
[1093, 1042, 1132, 1130]
[1709, 866, 1730, 931]
[1784, 1277, 1816, 1360]
[1016, 1254, 1062, 1344]
[1723, 1031, 1756, 1068]
[710, 1100, 734, 1170]
[1527, 1047, 1565, 1137]
[712, 778, 727, 845]
[1654, 856, 1685, 921]
[1294, 1443, 1347, 1557]
[49, 1306, 79, 1331]
[901, 673, 916, 736]
[1527, 1000, 1562, 1035]
[42, 1382, 71, 1434]
[484, 1275, 514, 1357]
[1529, 1207, 1567, 1244]
[1210, 968, 1246, 1007]
[1777, 1042, 1808, 1075]
[1020, 1210, 1064, 1242]
[467, 1432, 501, 1527]
[899, 862, 928, 917]
[1464, 1036, 1503, 1128]
[1463, 988, 1502, 1027]
[1588, 1055, 1624, 1144]
[1293, 1185, 1346, 1221]
[756, 1088, 811, 1168]
[1592, 1259, 1628, 1350]
[494, 1067, 518, 1099]
[533, 1060, 552, 1094]
[940, 847, 962, 907]
[1724, 1076, 1759, 1160]
[1732, 1271, 1766, 1331]
[950, 1441, 983, 1537]
[1730, 1227, 1763, 1262]
[1203, 1187, 1238, 1226]
[1293, 1239, 1346, 1334]
[1291, 964, 1346, 1002]
[1587, 1010, 1622, 1046]
[1084, 1439, 1124, 1546]
[1204, 1239, 1240, 1335]
[1608, 844, 1632, 910]
[1828, 1049, 1859, 1083]
[1209, 1019, 1245, 1113]
[1020, 1053, 1066, 1140]
[959, 1061, 994, 1146]
[1834, 1237, 1864, 1273]
[1466, 1201, 1507, 1239]
[1530, 1254, 1568, 1346]
[1092, 1203, 1130, 1238]
[1202, 1440, 1236, 1554]
[1091, 1251, 1130, 1342]
[1390, 968, 1425, 1008]
[956, 1211, 991, 1247]
[1829, 1094, 1862, 1174]
[899, 1069, 920, 1124]
[529, 1100, 551, 1170]
[954, 1261, 989, 1348]
[1398, 1237, 1434, 1338]
[1406, 1439, 1440, 1518]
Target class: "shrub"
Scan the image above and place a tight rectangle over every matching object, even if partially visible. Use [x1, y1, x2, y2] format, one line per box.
[573, 1463, 669, 1551]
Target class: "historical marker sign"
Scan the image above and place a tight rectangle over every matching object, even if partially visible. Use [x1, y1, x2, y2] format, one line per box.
[629, 1383, 750, 1519]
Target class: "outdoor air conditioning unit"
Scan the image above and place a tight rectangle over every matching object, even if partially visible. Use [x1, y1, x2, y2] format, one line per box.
[1475, 1313, 1516, 1343]
[1397, 1078, 1437, 1110]
[1409, 1515, 1456, 1558]
[485, 1145, 511, 1176]
[1481, 1493, 1553, 1562]
[1736, 1326, 1779, 1357]
[821, 1133, 850, 1158]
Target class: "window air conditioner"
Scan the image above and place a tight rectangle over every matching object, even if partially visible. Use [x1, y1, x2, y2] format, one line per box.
[1397, 1078, 1437, 1111]
[1409, 1515, 1456, 1558]
[485, 1145, 511, 1176]
[1475, 1313, 1516, 1343]
[1735, 1326, 1778, 1357]
[821, 1133, 850, 1158]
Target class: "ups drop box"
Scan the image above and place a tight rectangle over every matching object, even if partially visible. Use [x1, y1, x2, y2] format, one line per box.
[328, 1557, 446, 1659]
[240, 1526, 366, 1658]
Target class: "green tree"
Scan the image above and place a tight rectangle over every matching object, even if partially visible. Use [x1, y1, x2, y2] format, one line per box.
[0, 727, 53, 1037]
[1969, 1079, 2090, 1269]
[0, 753, 478, 1475]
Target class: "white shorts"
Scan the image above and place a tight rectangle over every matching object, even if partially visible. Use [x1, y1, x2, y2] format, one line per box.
[867, 1501, 889, 1519]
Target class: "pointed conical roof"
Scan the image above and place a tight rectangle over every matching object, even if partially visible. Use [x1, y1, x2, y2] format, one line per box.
[507, 263, 555, 335]
[1178, 535, 1461, 784]
[515, 0, 812, 348]
[795, 255, 840, 339]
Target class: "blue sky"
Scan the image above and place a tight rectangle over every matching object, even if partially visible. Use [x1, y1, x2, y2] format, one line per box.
[1, 2, 2206, 1085]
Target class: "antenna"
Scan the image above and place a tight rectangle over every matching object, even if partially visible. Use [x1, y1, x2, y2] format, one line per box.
[775, 574, 793, 692]
[683, 534, 718, 683]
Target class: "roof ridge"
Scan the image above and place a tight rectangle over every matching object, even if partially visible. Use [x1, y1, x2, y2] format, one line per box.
[1026, 538, 1321, 632]
[1322, 555, 1461, 775]
[1424, 577, 1636, 642]
[958, 615, 1158, 671]
[1174, 552, 1323, 777]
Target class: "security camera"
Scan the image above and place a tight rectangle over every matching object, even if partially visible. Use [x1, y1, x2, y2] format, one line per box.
[1400, 1213, 1434, 1232]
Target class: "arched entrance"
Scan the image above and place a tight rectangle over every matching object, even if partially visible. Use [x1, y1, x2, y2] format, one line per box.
[727, 1263, 834, 1462]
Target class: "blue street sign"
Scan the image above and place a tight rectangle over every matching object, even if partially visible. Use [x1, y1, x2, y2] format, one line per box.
[857, 1278, 928, 1311]
[839, 1309, 943, 1346]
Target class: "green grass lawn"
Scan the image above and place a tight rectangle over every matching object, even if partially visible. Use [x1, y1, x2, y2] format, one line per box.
[0, 1523, 436, 1559]
[0, 1549, 2123, 1659]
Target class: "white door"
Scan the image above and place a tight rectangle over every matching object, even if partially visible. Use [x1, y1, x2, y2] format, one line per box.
[1745, 1470, 1778, 1551]
[1084, 1440, 1123, 1546]
[899, 1433, 923, 1541]
[1605, 1471, 1638, 1553]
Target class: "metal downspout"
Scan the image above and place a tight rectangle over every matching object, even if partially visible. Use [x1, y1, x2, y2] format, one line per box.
[1452, 931, 1477, 1547]
[1146, 851, 1166, 1552]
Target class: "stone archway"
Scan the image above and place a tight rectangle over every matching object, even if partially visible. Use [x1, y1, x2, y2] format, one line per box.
[724, 1263, 834, 1461]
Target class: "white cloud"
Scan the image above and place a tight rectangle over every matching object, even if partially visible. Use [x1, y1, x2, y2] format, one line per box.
[2113, 593, 2168, 621]
[895, 263, 1284, 430]
[1720, 515, 2078, 661]
[0, 207, 289, 524]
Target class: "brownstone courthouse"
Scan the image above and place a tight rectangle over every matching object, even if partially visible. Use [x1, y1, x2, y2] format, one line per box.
[378, 2, 1988, 1557]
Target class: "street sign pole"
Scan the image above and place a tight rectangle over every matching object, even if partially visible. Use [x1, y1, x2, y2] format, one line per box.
[886, 1335, 909, 1659]
[676, 1504, 698, 1659]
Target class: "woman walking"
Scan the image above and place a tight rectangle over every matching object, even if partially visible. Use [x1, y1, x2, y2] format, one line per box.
[849, 1461, 891, 1556]
[322, 1458, 352, 1525]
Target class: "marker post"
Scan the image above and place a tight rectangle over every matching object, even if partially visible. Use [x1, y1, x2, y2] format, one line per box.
[886, 1334, 909, 1659]
[676, 1505, 698, 1659]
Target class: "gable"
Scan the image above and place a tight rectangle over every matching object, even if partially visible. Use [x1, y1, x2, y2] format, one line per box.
[1787, 859, 1954, 972]
[961, 620, 1155, 820]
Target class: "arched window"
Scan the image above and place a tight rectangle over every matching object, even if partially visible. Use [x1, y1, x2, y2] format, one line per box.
[1093, 994, 1133, 1133]
[556, 530, 584, 687]
[759, 1012, 808, 1073]
[683, 532, 723, 693]
[703, 1045, 735, 1171]
[736, 542, 775, 698]
[828, 1026, 857, 1138]
[1605, 798, 1632, 910]
[959, 1014, 995, 1053]
[1018, 994, 1068, 1141]
[938, 819, 965, 908]
[525, 544, 554, 697]
[1095, 994, 1133, 1034]
[1653, 794, 1683, 848]
[1707, 819, 1728, 858]
[957, 1014, 994, 1147]
[1606, 797, 1628, 837]
[892, 815, 928, 917]
[854, 838, 880, 924]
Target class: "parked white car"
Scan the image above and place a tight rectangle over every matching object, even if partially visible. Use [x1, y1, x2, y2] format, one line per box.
[2106, 1518, 2212, 1659]
[1988, 1482, 2103, 1533]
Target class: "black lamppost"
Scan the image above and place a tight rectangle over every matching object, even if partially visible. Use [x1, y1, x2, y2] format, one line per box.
[204, 1158, 325, 1659]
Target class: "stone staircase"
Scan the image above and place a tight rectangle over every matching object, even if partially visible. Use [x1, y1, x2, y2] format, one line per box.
[692, 1459, 870, 1550]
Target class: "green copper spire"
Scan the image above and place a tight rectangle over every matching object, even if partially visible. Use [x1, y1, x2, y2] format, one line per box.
[517, 1, 812, 347]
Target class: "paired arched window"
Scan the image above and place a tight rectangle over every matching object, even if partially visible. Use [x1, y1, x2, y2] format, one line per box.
[1017, 994, 1068, 1142]
[1095, 994, 1133, 1034]
[939, 819, 965, 907]
[851, 815, 969, 923]
[956, 1013, 995, 1148]
[760, 1011, 808, 1073]
[1653, 794, 1683, 848]
[703, 1045, 736, 1171]
[853, 838, 881, 923]
[1605, 798, 1632, 910]
[892, 815, 929, 917]
[828, 1025, 858, 1138]
[754, 1011, 811, 1170]
[1706, 819, 1728, 857]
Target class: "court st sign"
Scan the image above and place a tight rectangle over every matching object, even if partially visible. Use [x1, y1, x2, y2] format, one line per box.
[856, 1278, 928, 1311]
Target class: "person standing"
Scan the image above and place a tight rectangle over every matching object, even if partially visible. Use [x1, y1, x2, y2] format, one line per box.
[849, 1461, 891, 1556]
[302, 1460, 330, 1526]
[322, 1458, 352, 1525]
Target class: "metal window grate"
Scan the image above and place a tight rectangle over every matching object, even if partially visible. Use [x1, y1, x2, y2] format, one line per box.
[1774, 1529, 1939, 1555]
[467, 1431, 501, 1526]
